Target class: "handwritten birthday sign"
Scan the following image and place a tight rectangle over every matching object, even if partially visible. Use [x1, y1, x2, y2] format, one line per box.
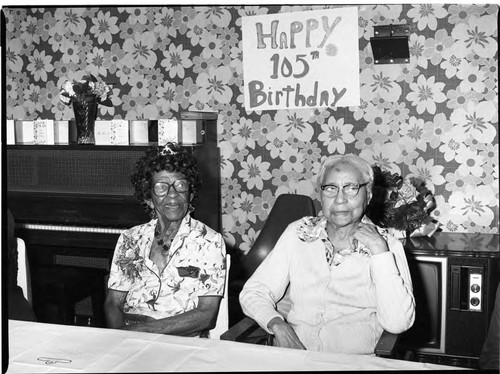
[242, 7, 360, 111]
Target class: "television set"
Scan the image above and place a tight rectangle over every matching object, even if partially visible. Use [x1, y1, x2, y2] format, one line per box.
[402, 234, 500, 368]
[401, 255, 447, 354]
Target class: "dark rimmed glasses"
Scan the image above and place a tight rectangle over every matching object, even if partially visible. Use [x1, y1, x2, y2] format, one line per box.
[153, 179, 190, 197]
[320, 182, 369, 198]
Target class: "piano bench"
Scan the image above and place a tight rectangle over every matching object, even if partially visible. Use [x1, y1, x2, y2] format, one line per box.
[35, 265, 108, 327]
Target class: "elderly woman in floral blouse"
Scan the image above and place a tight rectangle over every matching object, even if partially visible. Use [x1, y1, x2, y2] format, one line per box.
[105, 143, 226, 337]
[240, 154, 415, 354]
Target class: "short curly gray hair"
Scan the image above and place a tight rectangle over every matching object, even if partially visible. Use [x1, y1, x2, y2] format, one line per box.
[317, 154, 374, 191]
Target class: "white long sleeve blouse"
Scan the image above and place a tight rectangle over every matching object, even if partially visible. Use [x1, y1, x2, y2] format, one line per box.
[239, 216, 415, 354]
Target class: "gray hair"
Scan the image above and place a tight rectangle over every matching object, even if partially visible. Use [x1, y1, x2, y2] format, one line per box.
[317, 154, 374, 191]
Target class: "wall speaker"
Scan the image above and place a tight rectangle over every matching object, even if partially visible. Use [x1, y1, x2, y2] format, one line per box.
[370, 25, 410, 65]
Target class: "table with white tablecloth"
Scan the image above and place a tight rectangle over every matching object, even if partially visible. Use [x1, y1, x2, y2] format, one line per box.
[5, 320, 461, 372]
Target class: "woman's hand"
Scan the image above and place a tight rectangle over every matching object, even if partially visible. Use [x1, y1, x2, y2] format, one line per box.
[351, 222, 389, 255]
[267, 317, 306, 350]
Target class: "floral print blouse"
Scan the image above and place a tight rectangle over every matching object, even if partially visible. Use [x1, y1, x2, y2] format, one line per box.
[297, 215, 388, 266]
[108, 215, 226, 320]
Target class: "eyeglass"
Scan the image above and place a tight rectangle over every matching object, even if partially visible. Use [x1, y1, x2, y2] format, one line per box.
[153, 179, 190, 197]
[320, 182, 369, 198]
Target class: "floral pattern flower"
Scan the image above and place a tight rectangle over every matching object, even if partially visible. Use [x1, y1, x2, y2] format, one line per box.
[406, 75, 447, 114]
[238, 154, 272, 190]
[161, 43, 193, 79]
[318, 117, 355, 154]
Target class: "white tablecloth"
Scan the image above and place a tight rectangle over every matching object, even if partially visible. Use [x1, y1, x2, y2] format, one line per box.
[5, 320, 460, 372]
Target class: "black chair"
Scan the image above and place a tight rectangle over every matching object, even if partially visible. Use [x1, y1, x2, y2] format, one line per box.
[227, 193, 316, 327]
[222, 193, 400, 358]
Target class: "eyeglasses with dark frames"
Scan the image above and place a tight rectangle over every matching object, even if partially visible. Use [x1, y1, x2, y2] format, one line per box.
[153, 179, 190, 197]
[320, 182, 369, 198]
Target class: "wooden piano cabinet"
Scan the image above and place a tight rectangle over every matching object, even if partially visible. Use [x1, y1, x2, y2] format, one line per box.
[401, 232, 500, 369]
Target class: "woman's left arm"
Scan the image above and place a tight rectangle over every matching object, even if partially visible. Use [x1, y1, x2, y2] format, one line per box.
[370, 236, 416, 333]
[352, 223, 415, 333]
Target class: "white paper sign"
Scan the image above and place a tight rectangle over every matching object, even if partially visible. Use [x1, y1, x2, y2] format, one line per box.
[242, 7, 360, 111]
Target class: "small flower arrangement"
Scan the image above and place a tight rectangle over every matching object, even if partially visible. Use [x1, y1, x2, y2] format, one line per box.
[60, 73, 112, 107]
[368, 166, 436, 236]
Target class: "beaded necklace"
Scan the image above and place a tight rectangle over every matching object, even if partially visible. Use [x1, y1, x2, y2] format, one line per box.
[154, 224, 175, 254]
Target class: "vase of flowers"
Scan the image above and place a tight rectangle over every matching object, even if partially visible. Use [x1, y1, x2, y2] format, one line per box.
[367, 166, 437, 245]
[60, 74, 112, 144]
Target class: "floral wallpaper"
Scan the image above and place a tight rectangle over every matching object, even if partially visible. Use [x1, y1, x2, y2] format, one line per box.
[3, 5, 499, 254]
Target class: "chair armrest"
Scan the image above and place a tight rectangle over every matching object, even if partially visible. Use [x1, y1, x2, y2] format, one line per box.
[220, 316, 271, 345]
[374, 330, 400, 358]
[220, 316, 257, 341]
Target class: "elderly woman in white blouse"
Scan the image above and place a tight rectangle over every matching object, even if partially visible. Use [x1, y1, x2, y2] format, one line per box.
[239, 154, 415, 354]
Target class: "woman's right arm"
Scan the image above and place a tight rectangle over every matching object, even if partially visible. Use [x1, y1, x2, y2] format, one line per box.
[239, 225, 306, 349]
[239, 226, 296, 330]
[105, 230, 136, 329]
[104, 289, 128, 328]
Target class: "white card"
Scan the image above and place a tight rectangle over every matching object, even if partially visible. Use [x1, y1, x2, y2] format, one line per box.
[6, 120, 15, 144]
[110, 119, 129, 145]
[95, 120, 129, 145]
[33, 119, 55, 145]
[130, 120, 149, 144]
[95, 120, 113, 145]
[181, 119, 200, 145]
[15, 120, 34, 144]
[158, 118, 179, 145]
[54, 121, 69, 144]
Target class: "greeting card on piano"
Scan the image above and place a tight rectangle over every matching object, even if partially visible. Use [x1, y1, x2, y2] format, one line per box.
[158, 118, 179, 145]
[6, 120, 16, 144]
[15, 120, 34, 144]
[54, 120, 69, 144]
[95, 120, 129, 145]
[130, 120, 149, 145]
[33, 119, 55, 145]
